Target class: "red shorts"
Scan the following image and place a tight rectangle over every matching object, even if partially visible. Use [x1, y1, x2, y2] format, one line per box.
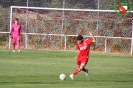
[77, 58, 88, 66]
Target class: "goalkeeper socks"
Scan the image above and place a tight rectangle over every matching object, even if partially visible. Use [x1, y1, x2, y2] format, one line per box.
[12, 42, 15, 50]
[17, 40, 20, 50]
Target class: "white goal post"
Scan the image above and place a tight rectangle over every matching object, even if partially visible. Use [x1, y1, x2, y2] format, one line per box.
[9, 6, 133, 55]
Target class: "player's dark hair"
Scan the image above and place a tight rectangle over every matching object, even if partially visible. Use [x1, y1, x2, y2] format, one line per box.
[15, 18, 19, 22]
[77, 35, 83, 40]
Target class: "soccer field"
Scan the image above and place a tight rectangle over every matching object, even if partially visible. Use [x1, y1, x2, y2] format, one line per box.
[0, 50, 133, 88]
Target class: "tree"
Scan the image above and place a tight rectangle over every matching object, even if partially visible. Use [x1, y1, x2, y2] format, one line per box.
[65, 0, 97, 9]
[0, 0, 48, 8]
[0, 0, 27, 7]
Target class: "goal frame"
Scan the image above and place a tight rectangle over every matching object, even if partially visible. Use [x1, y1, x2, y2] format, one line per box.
[9, 6, 133, 55]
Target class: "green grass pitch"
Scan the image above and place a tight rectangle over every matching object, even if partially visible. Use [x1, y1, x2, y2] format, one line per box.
[0, 49, 133, 88]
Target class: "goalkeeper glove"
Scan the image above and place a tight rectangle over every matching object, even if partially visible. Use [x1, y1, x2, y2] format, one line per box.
[9, 34, 12, 38]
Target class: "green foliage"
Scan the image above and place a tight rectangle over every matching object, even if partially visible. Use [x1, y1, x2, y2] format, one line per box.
[0, 35, 7, 45]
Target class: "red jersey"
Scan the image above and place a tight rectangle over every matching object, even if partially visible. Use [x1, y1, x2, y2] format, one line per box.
[77, 39, 93, 59]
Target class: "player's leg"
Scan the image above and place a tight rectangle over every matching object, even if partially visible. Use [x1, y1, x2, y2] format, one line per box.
[72, 66, 81, 75]
[73, 59, 81, 75]
[78, 63, 88, 76]
[70, 59, 82, 80]
[12, 38, 16, 52]
[73, 63, 85, 74]
[81, 62, 87, 72]
[82, 67, 87, 72]
[81, 59, 88, 76]
[70, 60, 88, 78]
[17, 39, 21, 52]
[82, 67, 88, 76]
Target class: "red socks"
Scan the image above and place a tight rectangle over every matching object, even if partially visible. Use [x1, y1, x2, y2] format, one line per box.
[73, 68, 81, 75]
[72, 67, 87, 75]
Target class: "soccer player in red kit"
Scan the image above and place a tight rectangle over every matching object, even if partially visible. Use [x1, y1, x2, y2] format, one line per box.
[9, 18, 22, 52]
[70, 32, 95, 80]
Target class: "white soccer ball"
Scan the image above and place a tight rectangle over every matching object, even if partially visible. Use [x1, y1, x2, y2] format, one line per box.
[59, 74, 66, 80]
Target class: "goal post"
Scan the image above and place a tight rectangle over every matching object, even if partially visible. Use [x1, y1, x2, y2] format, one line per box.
[9, 6, 133, 55]
[131, 19, 133, 55]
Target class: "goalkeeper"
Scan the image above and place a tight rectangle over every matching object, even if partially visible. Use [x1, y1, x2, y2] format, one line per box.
[9, 18, 22, 52]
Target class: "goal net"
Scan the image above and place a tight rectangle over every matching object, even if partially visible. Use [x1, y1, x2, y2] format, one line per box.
[10, 6, 133, 54]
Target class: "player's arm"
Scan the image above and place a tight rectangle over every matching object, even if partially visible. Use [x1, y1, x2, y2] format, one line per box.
[75, 50, 80, 60]
[9, 25, 13, 38]
[89, 31, 95, 43]
[9, 33, 12, 38]
[75, 44, 80, 60]
[76, 30, 82, 35]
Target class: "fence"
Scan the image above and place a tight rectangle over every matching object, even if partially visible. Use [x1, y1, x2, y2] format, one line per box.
[0, 0, 133, 55]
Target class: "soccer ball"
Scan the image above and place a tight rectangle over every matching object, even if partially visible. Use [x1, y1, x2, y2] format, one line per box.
[59, 74, 66, 80]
